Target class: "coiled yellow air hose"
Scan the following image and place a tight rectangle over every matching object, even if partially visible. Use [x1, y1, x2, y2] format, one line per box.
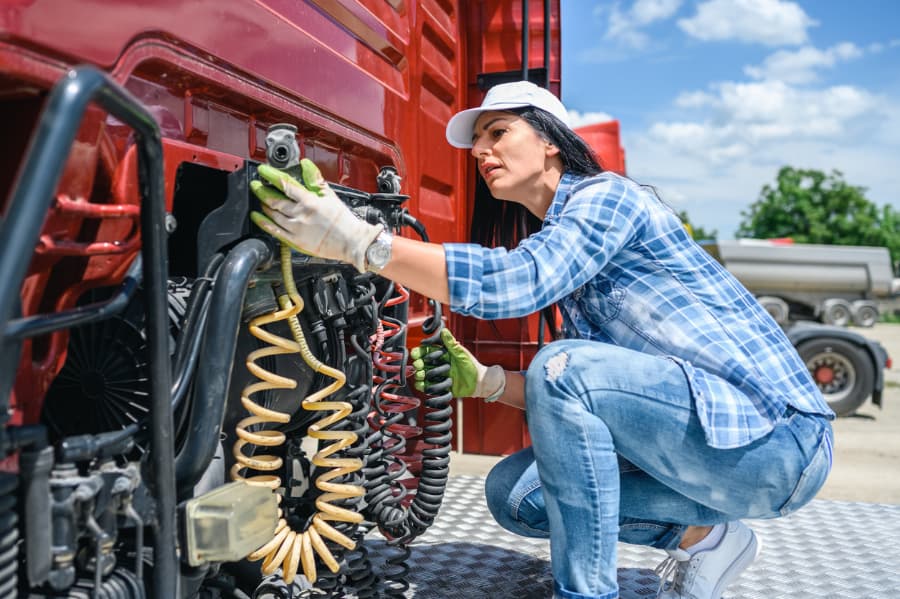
[231, 244, 365, 584]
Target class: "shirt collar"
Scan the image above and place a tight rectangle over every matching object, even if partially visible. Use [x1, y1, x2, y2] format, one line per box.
[544, 172, 581, 223]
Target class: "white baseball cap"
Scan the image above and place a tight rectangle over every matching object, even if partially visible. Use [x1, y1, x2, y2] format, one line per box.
[445, 80, 571, 149]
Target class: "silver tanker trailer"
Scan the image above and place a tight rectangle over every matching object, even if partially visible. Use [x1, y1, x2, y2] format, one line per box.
[707, 239, 900, 327]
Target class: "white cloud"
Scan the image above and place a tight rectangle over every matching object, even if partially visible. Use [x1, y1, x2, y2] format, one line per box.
[675, 90, 717, 108]
[630, 131, 900, 238]
[678, 0, 816, 46]
[632, 0, 683, 23]
[568, 109, 616, 128]
[606, 0, 683, 49]
[652, 80, 881, 158]
[744, 43, 863, 83]
[628, 81, 898, 236]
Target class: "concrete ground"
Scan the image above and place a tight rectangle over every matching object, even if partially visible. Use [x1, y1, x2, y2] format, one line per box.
[819, 322, 900, 503]
[449, 323, 900, 505]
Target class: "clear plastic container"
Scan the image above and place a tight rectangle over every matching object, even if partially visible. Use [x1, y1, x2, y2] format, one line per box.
[184, 481, 278, 566]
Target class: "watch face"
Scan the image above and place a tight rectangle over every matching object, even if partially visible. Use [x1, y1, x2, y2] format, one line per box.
[370, 243, 390, 265]
[367, 234, 392, 271]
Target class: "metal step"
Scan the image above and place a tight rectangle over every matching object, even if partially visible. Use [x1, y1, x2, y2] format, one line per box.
[366, 475, 900, 598]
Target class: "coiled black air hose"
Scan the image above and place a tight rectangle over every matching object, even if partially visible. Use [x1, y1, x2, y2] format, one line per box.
[0, 473, 18, 598]
[357, 210, 453, 596]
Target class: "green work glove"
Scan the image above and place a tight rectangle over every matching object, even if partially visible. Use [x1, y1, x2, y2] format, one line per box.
[250, 159, 382, 272]
[411, 328, 506, 401]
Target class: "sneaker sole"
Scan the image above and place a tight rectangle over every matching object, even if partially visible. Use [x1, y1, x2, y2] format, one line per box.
[710, 530, 761, 599]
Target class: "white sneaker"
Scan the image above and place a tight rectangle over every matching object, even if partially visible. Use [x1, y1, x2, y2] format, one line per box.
[655, 521, 761, 599]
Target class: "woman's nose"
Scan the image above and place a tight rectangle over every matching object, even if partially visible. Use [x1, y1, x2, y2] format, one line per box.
[471, 139, 489, 158]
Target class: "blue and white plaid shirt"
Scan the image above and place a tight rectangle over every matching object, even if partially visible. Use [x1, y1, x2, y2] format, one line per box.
[445, 172, 834, 449]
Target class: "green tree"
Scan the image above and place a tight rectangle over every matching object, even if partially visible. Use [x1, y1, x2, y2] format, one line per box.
[677, 210, 718, 241]
[737, 166, 900, 267]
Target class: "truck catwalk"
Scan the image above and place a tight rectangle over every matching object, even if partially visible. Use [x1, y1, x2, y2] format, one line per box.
[374, 475, 900, 599]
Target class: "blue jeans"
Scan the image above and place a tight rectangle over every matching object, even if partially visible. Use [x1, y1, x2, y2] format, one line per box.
[484, 340, 833, 599]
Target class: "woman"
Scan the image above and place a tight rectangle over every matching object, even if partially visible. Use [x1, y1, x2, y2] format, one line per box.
[250, 81, 835, 599]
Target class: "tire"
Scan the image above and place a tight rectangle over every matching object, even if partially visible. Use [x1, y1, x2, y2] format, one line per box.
[757, 296, 790, 325]
[796, 337, 874, 416]
[821, 299, 853, 327]
[851, 300, 879, 328]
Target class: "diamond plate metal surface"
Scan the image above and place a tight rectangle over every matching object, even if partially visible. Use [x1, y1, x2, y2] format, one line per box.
[365, 475, 900, 598]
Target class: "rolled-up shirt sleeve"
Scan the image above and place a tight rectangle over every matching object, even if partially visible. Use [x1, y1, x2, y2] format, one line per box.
[444, 243, 486, 314]
[444, 175, 648, 319]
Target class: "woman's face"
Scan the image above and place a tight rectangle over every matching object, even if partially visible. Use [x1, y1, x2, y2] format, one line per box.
[471, 111, 560, 204]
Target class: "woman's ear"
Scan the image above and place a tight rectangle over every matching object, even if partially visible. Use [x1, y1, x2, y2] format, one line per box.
[545, 142, 560, 158]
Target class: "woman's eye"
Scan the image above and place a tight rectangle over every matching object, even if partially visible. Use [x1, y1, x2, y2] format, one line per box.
[491, 128, 506, 139]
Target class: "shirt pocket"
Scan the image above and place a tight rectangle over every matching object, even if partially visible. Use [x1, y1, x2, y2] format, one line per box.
[577, 278, 627, 327]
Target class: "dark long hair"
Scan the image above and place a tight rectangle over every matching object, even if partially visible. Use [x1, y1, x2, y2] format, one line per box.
[469, 106, 604, 337]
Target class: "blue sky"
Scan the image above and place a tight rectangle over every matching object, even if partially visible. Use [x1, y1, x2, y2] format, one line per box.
[561, 0, 900, 238]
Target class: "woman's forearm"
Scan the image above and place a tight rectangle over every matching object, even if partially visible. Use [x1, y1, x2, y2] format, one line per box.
[496, 371, 526, 410]
[381, 236, 526, 409]
[380, 235, 450, 305]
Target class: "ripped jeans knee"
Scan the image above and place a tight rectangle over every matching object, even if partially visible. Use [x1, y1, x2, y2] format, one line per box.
[527, 340, 575, 384]
[525, 340, 615, 413]
[524, 339, 685, 418]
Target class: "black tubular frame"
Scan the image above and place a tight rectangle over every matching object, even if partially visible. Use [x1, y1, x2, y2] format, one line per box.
[0, 66, 177, 598]
[521, 0, 529, 81]
[4, 255, 142, 340]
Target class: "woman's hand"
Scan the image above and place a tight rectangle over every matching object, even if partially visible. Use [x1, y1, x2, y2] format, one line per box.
[250, 160, 382, 272]
[411, 328, 506, 401]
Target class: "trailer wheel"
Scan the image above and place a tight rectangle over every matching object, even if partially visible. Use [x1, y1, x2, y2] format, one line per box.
[758, 296, 790, 325]
[796, 337, 874, 416]
[821, 298, 853, 327]
[851, 300, 879, 328]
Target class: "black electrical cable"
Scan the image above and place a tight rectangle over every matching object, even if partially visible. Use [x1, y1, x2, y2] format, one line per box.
[350, 210, 453, 596]
[344, 323, 378, 598]
[170, 253, 225, 404]
[400, 212, 428, 242]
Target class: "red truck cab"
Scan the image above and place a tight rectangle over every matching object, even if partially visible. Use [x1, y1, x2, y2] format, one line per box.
[0, 2, 562, 597]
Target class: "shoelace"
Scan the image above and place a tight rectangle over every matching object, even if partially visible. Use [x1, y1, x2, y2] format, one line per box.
[654, 554, 688, 597]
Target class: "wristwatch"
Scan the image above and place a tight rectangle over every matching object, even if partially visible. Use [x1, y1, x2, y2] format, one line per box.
[365, 229, 393, 273]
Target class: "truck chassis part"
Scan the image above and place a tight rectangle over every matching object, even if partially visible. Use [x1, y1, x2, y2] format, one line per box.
[1, 67, 453, 598]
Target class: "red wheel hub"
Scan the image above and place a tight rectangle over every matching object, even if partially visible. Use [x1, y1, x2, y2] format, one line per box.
[814, 366, 835, 384]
